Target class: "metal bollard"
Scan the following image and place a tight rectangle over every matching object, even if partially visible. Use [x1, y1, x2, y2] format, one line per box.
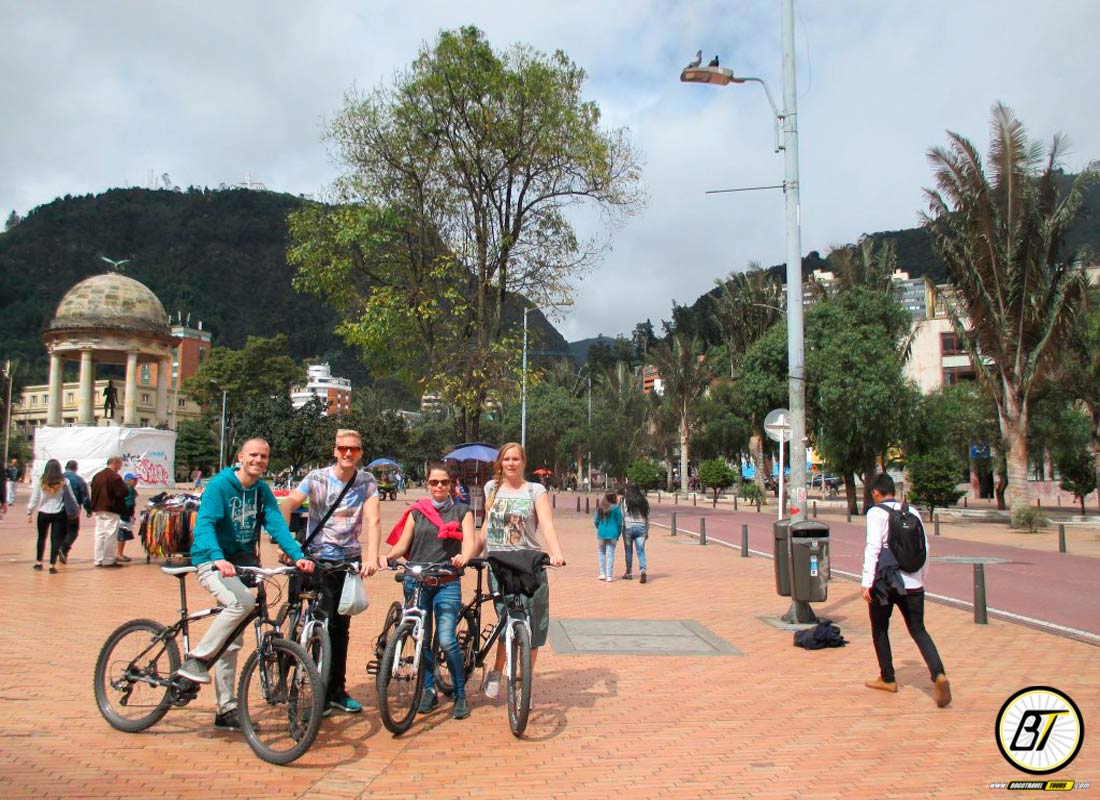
[657, 492, 661, 504]
[846, 510, 851, 523]
[1059, 523, 1067, 553]
[700, 517, 707, 546]
[963, 496, 967, 508]
[552, 494, 556, 509]
[576, 496, 580, 513]
[734, 495, 738, 511]
[973, 563, 988, 624]
[670, 511, 677, 536]
[934, 515, 940, 536]
[585, 496, 590, 514]
[741, 523, 749, 557]
[812, 500, 817, 519]
[756, 498, 761, 513]
[674, 494, 678, 505]
[693, 493, 697, 507]
[1037, 497, 1041, 509]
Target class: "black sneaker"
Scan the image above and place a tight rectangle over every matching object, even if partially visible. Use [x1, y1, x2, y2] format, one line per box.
[418, 690, 439, 714]
[214, 709, 242, 731]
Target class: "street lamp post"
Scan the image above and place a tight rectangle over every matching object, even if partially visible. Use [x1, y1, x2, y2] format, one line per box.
[680, 0, 807, 522]
[210, 381, 227, 471]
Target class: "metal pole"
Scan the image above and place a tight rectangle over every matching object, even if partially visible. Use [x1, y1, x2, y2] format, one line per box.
[781, 0, 807, 524]
[2, 360, 12, 469]
[218, 389, 227, 471]
[521, 307, 529, 450]
[700, 517, 707, 546]
[1058, 523, 1066, 554]
[934, 515, 940, 537]
[973, 563, 988, 624]
[741, 523, 749, 557]
[671, 511, 677, 536]
[777, 428, 784, 521]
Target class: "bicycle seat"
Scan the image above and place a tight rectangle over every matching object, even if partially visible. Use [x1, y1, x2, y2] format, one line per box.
[161, 566, 197, 576]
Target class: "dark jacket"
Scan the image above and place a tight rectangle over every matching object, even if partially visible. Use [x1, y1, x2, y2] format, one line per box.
[64, 470, 92, 514]
[91, 468, 128, 516]
[488, 549, 550, 597]
[871, 547, 908, 605]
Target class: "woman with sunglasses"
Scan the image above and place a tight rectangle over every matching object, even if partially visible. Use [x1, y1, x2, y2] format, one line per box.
[384, 461, 477, 719]
[478, 442, 565, 701]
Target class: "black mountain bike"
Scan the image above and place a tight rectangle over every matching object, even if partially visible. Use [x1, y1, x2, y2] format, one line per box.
[432, 553, 552, 737]
[276, 559, 360, 701]
[93, 564, 324, 765]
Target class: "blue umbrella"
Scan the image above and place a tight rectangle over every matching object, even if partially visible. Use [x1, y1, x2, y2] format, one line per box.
[367, 457, 401, 470]
[443, 443, 499, 463]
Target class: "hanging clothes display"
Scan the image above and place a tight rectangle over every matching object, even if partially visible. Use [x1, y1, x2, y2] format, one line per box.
[139, 492, 202, 561]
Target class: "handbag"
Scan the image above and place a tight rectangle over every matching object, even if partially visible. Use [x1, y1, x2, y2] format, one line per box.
[337, 572, 369, 615]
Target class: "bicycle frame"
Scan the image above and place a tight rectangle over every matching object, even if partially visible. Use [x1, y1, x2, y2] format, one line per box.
[458, 559, 533, 678]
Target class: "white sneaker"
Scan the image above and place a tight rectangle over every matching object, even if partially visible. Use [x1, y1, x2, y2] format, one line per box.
[598, 573, 606, 581]
[482, 670, 502, 700]
[605, 575, 613, 582]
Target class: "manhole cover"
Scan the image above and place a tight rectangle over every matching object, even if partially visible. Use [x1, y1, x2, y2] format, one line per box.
[931, 556, 1012, 564]
[548, 619, 740, 656]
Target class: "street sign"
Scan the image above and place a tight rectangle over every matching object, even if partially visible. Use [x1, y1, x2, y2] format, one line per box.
[764, 408, 791, 443]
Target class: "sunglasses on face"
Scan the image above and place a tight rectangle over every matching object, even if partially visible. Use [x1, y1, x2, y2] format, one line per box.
[335, 446, 362, 455]
[427, 479, 451, 487]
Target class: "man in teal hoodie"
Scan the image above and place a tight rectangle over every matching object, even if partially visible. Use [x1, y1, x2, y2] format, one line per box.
[178, 437, 315, 731]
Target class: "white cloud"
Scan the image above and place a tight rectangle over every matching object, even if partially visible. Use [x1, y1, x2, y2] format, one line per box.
[4, 0, 1099, 341]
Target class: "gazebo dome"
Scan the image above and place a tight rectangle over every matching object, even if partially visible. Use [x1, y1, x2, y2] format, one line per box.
[48, 273, 171, 337]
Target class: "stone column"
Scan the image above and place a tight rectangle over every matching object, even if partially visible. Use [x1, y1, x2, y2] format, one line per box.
[47, 353, 63, 426]
[155, 356, 170, 427]
[78, 350, 95, 425]
[123, 351, 139, 426]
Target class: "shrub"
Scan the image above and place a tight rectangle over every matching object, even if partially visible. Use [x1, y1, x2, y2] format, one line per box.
[739, 481, 764, 503]
[626, 458, 664, 491]
[1011, 506, 1050, 533]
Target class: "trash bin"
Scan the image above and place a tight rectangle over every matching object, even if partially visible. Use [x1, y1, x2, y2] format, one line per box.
[773, 518, 793, 597]
[789, 520, 830, 603]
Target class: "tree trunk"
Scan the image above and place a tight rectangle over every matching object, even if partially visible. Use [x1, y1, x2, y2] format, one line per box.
[679, 403, 689, 497]
[861, 454, 878, 514]
[665, 452, 674, 492]
[749, 431, 767, 505]
[844, 472, 858, 515]
[999, 396, 1030, 511]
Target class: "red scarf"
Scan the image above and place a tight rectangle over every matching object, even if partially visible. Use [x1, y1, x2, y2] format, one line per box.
[386, 498, 463, 545]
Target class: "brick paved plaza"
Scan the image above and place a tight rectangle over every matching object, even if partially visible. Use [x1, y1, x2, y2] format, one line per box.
[1, 493, 1096, 799]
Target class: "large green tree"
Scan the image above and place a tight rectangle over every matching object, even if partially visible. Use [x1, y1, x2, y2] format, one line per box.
[922, 102, 1094, 510]
[711, 264, 783, 379]
[289, 26, 644, 441]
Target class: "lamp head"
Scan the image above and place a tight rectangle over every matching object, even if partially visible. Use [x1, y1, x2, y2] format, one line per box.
[680, 66, 741, 86]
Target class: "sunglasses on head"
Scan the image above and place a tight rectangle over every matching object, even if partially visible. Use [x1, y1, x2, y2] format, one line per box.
[335, 445, 362, 455]
[427, 479, 451, 487]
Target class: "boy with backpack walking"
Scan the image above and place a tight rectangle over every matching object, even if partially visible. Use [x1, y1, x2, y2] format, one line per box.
[859, 473, 951, 708]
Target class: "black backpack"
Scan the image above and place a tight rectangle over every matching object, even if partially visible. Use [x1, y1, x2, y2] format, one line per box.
[876, 501, 927, 573]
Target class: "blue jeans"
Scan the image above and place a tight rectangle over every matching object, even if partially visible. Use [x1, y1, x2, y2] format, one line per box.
[403, 578, 465, 699]
[597, 539, 617, 576]
[623, 527, 648, 573]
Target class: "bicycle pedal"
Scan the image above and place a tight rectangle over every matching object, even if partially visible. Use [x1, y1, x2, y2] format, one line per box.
[366, 659, 380, 676]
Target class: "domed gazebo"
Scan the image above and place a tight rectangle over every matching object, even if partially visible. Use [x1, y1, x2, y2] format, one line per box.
[42, 273, 177, 427]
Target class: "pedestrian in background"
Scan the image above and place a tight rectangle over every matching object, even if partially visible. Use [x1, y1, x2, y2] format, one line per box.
[621, 483, 650, 583]
[115, 473, 139, 563]
[27, 459, 78, 573]
[61, 460, 92, 563]
[90, 456, 128, 568]
[594, 491, 622, 583]
[7, 458, 20, 504]
[860, 473, 951, 708]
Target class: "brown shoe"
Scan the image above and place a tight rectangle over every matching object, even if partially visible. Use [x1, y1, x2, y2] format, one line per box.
[933, 674, 951, 708]
[865, 677, 898, 693]
[639, 571, 647, 584]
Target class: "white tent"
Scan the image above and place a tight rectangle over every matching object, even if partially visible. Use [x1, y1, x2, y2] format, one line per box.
[32, 426, 177, 487]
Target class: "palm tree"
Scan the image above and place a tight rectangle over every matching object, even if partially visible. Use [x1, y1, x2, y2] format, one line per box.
[712, 264, 784, 378]
[922, 102, 1093, 510]
[648, 334, 715, 493]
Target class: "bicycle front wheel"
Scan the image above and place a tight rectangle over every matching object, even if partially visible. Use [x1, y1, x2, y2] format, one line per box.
[373, 601, 403, 661]
[94, 618, 180, 733]
[376, 622, 423, 735]
[433, 609, 475, 698]
[238, 638, 324, 765]
[507, 622, 532, 737]
[297, 618, 332, 702]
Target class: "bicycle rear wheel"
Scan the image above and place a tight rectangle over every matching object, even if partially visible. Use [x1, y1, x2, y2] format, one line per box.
[238, 638, 324, 765]
[506, 622, 532, 737]
[296, 617, 332, 701]
[94, 618, 180, 733]
[376, 622, 423, 735]
[433, 609, 475, 698]
[373, 601, 403, 661]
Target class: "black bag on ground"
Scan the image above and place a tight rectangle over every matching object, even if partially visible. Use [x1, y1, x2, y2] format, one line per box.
[793, 622, 847, 649]
[876, 502, 927, 573]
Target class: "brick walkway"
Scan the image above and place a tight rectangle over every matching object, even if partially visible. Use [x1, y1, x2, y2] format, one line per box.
[1, 493, 1096, 799]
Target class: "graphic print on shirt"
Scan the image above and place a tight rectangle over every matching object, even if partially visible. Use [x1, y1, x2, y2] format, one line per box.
[486, 496, 533, 548]
[228, 491, 258, 545]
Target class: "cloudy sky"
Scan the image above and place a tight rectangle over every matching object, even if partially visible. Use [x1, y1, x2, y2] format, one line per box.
[4, 0, 1099, 342]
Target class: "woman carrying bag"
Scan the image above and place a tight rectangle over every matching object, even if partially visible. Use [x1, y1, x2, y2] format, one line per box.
[27, 459, 78, 573]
